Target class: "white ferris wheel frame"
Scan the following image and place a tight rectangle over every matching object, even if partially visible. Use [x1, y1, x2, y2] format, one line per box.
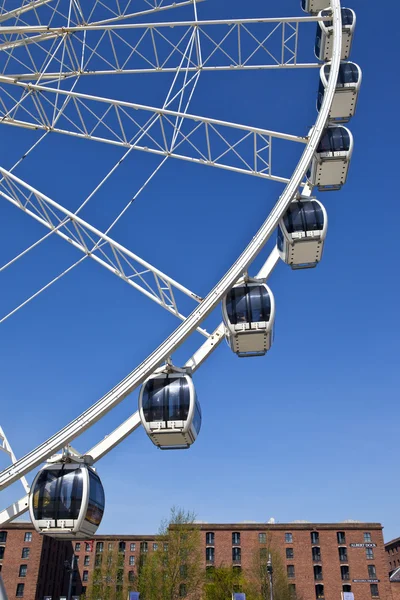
[0, 0, 344, 526]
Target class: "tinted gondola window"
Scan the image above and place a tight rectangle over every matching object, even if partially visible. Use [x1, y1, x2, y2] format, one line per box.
[283, 202, 324, 234]
[168, 378, 190, 421]
[301, 0, 306, 9]
[317, 128, 350, 152]
[226, 286, 271, 325]
[317, 78, 325, 111]
[33, 468, 83, 521]
[85, 471, 105, 527]
[322, 8, 353, 29]
[277, 226, 285, 252]
[315, 26, 322, 57]
[143, 377, 190, 423]
[192, 399, 202, 435]
[323, 63, 359, 86]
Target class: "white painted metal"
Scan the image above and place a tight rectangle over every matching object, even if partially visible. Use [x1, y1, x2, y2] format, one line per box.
[0, 77, 305, 183]
[0, 17, 328, 80]
[0, 0, 52, 23]
[315, 8, 355, 61]
[221, 279, 275, 357]
[0, 427, 29, 494]
[138, 370, 200, 449]
[277, 198, 328, 269]
[29, 461, 104, 539]
[318, 61, 362, 122]
[308, 125, 353, 191]
[0, 0, 343, 511]
[301, 0, 331, 15]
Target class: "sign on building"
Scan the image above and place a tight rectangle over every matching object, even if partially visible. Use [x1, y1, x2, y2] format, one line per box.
[350, 543, 377, 548]
[232, 594, 246, 600]
[342, 592, 354, 600]
[128, 593, 140, 600]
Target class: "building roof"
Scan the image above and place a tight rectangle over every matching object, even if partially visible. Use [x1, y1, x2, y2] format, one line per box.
[386, 537, 400, 549]
[390, 567, 400, 582]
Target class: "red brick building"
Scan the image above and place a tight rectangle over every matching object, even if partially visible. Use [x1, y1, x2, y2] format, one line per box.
[0, 521, 392, 600]
[385, 537, 400, 600]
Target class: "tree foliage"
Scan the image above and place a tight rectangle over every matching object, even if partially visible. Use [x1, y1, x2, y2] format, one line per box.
[248, 536, 297, 600]
[83, 546, 135, 600]
[204, 565, 257, 600]
[138, 507, 203, 600]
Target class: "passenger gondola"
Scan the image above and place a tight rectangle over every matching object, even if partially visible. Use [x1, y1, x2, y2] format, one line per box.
[277, 199, 327, 269]
[307, 125, 353, 191]
[138, 369, 201, 449]
[315, 8, 356, 61]
[29, 461, 105, 539]
[301, 0, 329, 15]
[222, 279, 275, 357]
[317, 61, 362, 122]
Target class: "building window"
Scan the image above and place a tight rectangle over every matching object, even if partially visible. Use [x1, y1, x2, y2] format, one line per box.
[285, 533, 293, 543]
[366, 548, 374, 560]
[95, 555, 102, 567]
[370, 584, 379, 597]
[289, 584, 296, 599]
[21, 548, 29, 559]
[130, 543, 136, 552]
[312, 547, 321, 562]
[119, 542, 126, 553]
[337, 532, 346, 544]
[129, 556, 135, 566]
[286, 548, 294, 559]
[232, 547, 241, 563]
[232, 532, 241, 546]
[364, 533, 372, 543]
[153, 543, 158, 551]
[84, 556, 90, 566]
[315, 584, 324, 599]
[96, 542, 104, 553]
[206, 532, 215, 546]
[260, 548, 267, 559]
[368, 565, 377, 578]
[314, 566, 323, 581]
[206, 547, 215, 563]
[140, 542, 148, 553]
[117, 569, 124, 583]
[23, 533, 32, 543]
[179, 584, 187, 597]
[107, 543, 113, 551]
[85, 543, 92, 552]
[0, 548, 5, 560]
[343, 585, 352, 593]
[0, 533, 7, 544]
[81, 588, 86, 595]
[75, 542, 81, 552]
[206, 566, 215, 581]
[311, 532, 319, 545]
[341, 566, 350, 581]
[287, 565, 295, 579]
[83, 571, 88, 582]
[18, 565, 27, 578]
[164, 543, 168, 552]
[129, 571, 135, 582]
[16, 584, 24, 597]
[258, 533, 267, 544]
[339, 547, 348, 562]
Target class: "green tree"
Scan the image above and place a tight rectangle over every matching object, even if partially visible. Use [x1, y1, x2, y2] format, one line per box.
[138, 507, 203, 600]
[248, 537, 296, 600]
[204, 565, 257, 600]
[83, 544, 135, 600]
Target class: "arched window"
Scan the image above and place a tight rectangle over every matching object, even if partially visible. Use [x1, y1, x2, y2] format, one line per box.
[315, 585, 324, 599]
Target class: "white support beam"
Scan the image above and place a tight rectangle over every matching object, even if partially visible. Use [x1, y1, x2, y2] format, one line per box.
[0, 427, 30, 494]
[0, 15, 325, 79]
[0, 77, 305, 183]
[0, 166, 210, 334]
[0, 0, 53, 24]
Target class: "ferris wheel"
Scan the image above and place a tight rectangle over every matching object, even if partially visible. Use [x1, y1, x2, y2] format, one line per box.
[0, 0, 361, 540]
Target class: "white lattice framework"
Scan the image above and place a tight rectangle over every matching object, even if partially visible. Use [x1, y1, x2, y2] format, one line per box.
[0, 0, 344, 526]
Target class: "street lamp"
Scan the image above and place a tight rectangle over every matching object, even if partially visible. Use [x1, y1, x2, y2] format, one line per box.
[266, 553, 274, 600]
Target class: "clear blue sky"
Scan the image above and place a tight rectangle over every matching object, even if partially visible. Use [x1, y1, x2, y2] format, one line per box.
[0, 0, 398, 542]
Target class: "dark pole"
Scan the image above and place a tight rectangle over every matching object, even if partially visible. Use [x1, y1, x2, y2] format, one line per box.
[266, 553, 274, 600]
[0, 575, 8, 600]
[65, 554, 76, 600]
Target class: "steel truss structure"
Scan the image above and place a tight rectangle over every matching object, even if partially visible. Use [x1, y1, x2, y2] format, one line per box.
[0, 0, 344, 527]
